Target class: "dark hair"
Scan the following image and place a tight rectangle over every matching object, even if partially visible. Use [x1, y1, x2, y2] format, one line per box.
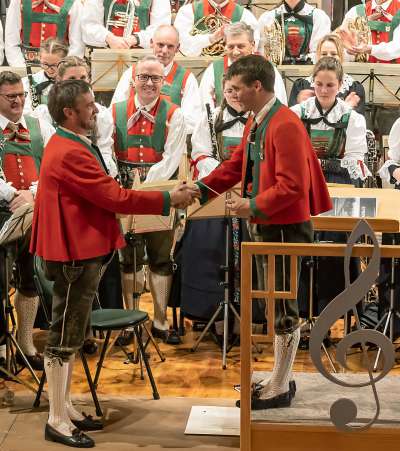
[0, 71, 22, 88]
[312, 56, 344, 83]
[225, 54, 275, 92]
[48, 79, 92, 125]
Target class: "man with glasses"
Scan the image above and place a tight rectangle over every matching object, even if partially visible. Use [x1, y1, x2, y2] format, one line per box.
[0, 71, 55, 371]
[112, 55, 187, 344]
[111, 24, 201, 136]
[199, 22, 287, 110]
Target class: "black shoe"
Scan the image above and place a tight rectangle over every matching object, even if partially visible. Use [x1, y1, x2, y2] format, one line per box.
[115, 331, 134, 347]
[45, 424, 95, 448]
[82, 340, 98, 355]
[151, 326, 168, 341]
[165, 329, 181, 345]
[16, 351, 44, 371]
[299, 336, 309, 350]
[252, 380, 296, 399]
[71, 413, 103, 431]
[251, 390, 292, 410]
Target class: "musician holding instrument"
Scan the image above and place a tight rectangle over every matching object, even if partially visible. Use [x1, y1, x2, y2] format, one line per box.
[199, 22, 287, 109]
[29, 79, 195, 448]
[4, 0, 85, 67]
[288, 34, 366, 115]
[22, 38, 68, 115]
[81, 0, 171, 50]
[112, 55, 187, 343]
[192, 55, 331, 409]
[0, 71, 55, 371]
[341, 0, 400, 63]
[111, 25, 201, 135]
[258, 0, 331, 65]
[174, 0, 259, 57]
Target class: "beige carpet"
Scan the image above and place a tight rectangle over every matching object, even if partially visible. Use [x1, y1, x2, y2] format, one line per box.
[0, 394, 239, 450]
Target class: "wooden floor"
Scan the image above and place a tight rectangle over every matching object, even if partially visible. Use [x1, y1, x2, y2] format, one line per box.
[5, 293, 400, 399]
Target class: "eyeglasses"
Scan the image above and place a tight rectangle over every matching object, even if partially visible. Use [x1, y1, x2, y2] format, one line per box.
[41, 62, 59, 70]
[136, 74, 164, 84]
[0, 92, 28, 102]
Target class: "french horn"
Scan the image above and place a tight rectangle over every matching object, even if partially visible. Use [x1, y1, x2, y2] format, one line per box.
[346, 15, 372, 63]
[263, 13, 285, 66]
[190, 11, 231, 56]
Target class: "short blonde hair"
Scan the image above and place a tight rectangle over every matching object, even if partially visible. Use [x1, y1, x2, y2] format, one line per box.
[316, 34, 344, 64]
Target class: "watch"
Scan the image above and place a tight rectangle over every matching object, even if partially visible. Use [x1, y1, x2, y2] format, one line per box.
[132, 33, 140, 47]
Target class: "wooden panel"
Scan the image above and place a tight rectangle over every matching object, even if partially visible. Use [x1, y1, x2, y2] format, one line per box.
[251, 1, 322, 19]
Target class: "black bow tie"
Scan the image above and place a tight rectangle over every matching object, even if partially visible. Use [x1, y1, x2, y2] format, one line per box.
[282, 0, 313, 25]
[214, 105, 247, 133]
[304, 99, 347, 129]
[35, 78, 54, 95]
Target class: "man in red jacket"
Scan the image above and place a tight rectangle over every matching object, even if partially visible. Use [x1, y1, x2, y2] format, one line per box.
[193, 55, 331, 410]
[30, 79, 196, 448]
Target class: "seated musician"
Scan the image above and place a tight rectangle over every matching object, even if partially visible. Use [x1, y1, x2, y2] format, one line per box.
[174, 0, 260, 57]
[288, 34, 366, 115]
[257, 0, 331, 64]
[4, 0, 85, 67]
[0, 71, 55, 370]
[290, 57, 368, 328]
[200, 22, 287, 109]
[341, 0, 400, 63]
[112, 55, 187, 344]
[22, 38, 68, 115]
[82, 0, 171, 49]
[111, 25, 201, 136]
[379, 117, 400, 184]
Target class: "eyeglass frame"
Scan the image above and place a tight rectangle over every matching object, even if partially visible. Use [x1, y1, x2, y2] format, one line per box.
[0, 92, 28, 102]
[135, 73, 164, 84]
[41, 62, 59, 70]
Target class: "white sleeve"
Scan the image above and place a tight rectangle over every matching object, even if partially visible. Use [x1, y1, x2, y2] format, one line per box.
[145, 108, 187, 183]
[257, 10, 275, 54]
[5, 0, 25, 67]
[0, 22, 4, 66]
[137, 0, 171, 48]
[81, 0, 109, 47]
[174, 5, 212, 57]
[68, 1, 86, 57]
[110, 67, 133, 105]
[191, 108, 219, 179]
[342, 6, 358, 23]
[0, 179, 17, 202]
[289, 103, 302, 118]
[30, 104, 53, 125]
[199, 63, 216, 110]
[273, 66, 287, 106]
[308, 9, 332, 59]
[240, 8, 260, 49]
[38, 118, 56, 146]
[22, 76, 33, 115]
[181, 72, 202, 135]
[371, 26, 400, 61]
[379, 118, 400, 183]
[96, 106, 118, 178]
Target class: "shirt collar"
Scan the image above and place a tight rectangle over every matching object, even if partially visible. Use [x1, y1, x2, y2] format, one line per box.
[59, 126, 93, 147]
[0, 113, 27, 131]
[134, 94, 159, 112]
[254, 96, 277, 125]
[164, 61, 174, 75]
[371, 0, 392, 10]
[209, 0, 229, 9]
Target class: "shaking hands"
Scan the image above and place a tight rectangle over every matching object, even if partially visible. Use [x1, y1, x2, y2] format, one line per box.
[169, 182, 201, 210]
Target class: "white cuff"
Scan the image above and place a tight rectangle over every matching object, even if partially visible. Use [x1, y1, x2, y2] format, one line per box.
[340, 159, 371, 181]
[196, 157, 220, 179]
[0, 179, 16, 202]
[378, 160, 400, 184]
[29, 181, 38, 198]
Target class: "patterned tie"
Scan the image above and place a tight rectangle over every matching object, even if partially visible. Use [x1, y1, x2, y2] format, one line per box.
[127, 107, 156, 130]
[31, 0, 61, 13]
[3, 122, 30, 142]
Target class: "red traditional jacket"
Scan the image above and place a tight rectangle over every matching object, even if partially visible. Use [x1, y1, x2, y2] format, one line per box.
[197, 101, 332, 225]
[30, 128, 170, 261]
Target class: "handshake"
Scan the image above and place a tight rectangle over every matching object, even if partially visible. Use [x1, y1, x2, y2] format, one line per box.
[169, 181, 201, 210]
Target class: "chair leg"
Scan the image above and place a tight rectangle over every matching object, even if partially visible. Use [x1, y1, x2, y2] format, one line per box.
[142, 322, 166, 362]
[134, 325, 160, 400]
[94, 330, 112, 388]
[33, 370, 46, 408]
[79, 349, 103, 418]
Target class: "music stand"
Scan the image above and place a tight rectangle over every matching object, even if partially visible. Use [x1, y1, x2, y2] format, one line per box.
[0, 203, 40, 392]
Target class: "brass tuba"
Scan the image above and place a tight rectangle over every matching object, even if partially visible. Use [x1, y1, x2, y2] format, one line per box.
[346, 15, 372, 63]
[190, 10, 231, 56]
[106, 0, 136, 39]
[263, 12, 285, 66]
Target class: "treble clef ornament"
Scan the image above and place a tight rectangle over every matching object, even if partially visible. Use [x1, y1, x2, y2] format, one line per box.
[310, 220, 395, 432]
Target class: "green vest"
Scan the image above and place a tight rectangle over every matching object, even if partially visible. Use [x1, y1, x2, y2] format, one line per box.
[193, 0, 243, 27]
[221, 136, 241, 160]
[103, 0, 152, 31]
[355, 4, 400, 37]
[277, 11, 313, 59]
[22, 0, 74, 47]
[0, 116, 44, 175]
[160, 64, 188, 106]
[212, 58, 226, 107]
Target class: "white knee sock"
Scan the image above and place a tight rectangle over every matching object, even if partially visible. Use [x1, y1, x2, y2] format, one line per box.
[149, 272, 171, 331]
[65, 355, 85, 422]
[14, 291, 39, 356]
[121, 271, 144, 310]
[259, 328, 300, 399]
[45, 355, 75, 436]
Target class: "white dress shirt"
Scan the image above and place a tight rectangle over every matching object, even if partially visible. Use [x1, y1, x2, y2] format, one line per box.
[110, 61, 201, 134]
[199, 58, 288, 109]
[31, 102, 118, 177]
[22, 70, 54, 114]
[191, 106, 248, 179]
[291, 97, 369, 180]
[0, 113, 55, 201]
[174, 1, 260, 57]
[5, 0, 85, 67]
[379, 117, 400, 183]
[258, 2, 331, 61]
[128, 95, 187, 183]
[81, 0, 171, 49]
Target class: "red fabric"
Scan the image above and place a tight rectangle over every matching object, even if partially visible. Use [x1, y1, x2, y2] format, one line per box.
[21, 0, 70, 48]
[3, 154, 38, 190]
[190, 154, 209, 180]
[366, 0, 400, 63]
[108, 0, 146, 36]
[112, 96, 177, 162]
[199, 0, 239, 19]
[30, 132, 167, 261]
[200, 105, 332, 225]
